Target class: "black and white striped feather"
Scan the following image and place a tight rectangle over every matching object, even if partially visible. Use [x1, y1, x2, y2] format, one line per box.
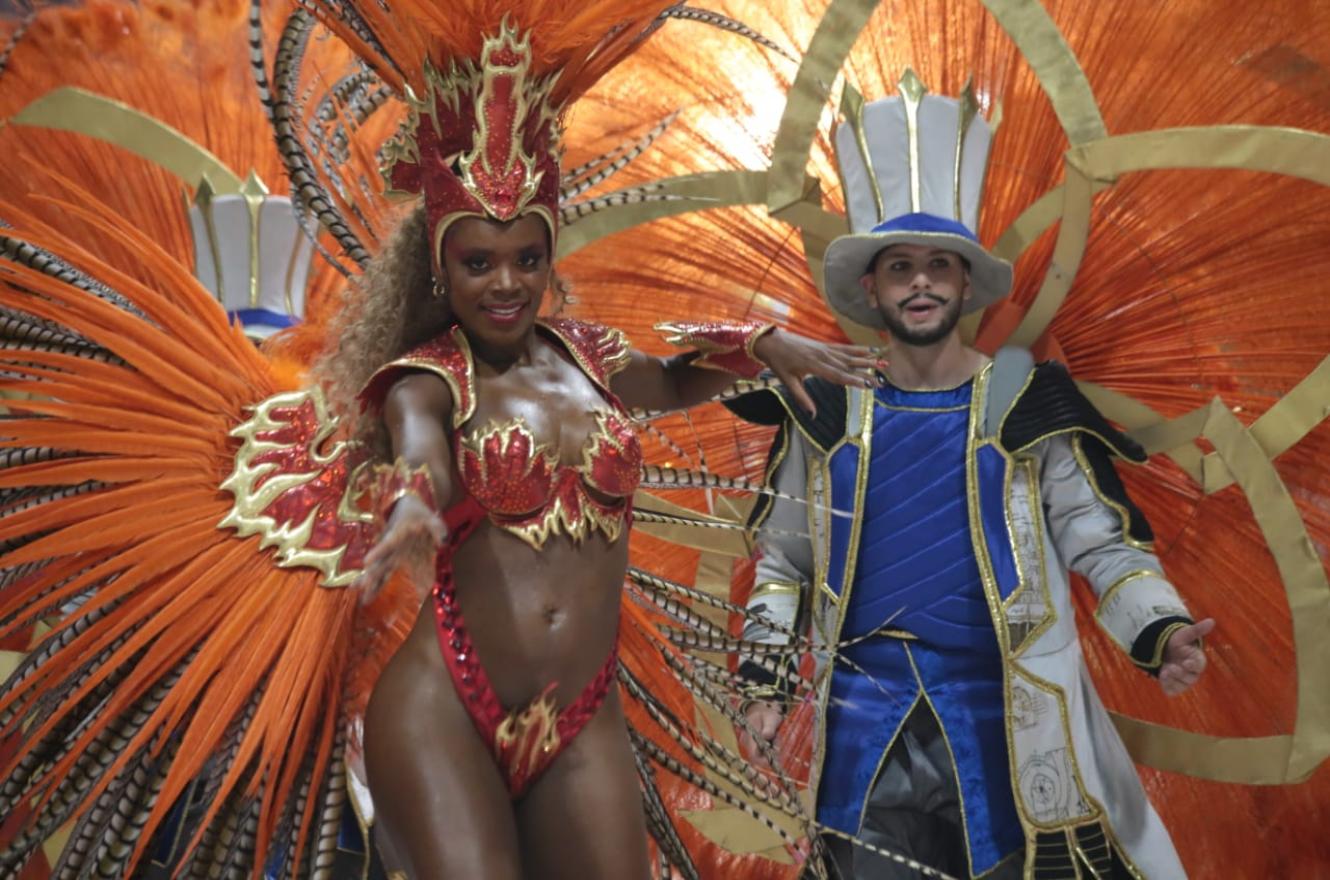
[658, 5, 797, 62]
[560, 112, 679, 200]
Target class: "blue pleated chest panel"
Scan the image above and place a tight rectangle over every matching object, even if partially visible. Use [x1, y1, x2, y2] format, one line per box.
[817, 382, 1023, 873]
[844, 382, 989, 647]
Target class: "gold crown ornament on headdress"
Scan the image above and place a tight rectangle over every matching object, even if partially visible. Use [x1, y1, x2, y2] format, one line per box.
[379, 21, 562, 259]
[303, 0, 679, 267]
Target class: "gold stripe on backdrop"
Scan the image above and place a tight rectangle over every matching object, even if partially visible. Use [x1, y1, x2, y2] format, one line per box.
[557, 170, 769, 257]
[1109, 399, 1330, 783]
[766, 0, 883, 215]
[12, 86, 245, 193]
[997, 125, 1330, 348]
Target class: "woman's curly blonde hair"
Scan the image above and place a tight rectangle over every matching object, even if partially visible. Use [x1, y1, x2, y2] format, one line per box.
[312, 203, 447, 449]
[312, 201, 572, 454]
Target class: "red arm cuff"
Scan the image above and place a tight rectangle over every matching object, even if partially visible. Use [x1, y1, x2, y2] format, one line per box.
[654, 321, 776, 379]
[376, 458, 438, 523]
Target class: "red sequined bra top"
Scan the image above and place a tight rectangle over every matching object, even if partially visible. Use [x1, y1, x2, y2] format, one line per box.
[360, 318, 642, 550]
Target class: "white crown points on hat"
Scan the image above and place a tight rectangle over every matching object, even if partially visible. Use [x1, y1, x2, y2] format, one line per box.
[189, 171, 314, 341]
[825, 70, 1013, 329]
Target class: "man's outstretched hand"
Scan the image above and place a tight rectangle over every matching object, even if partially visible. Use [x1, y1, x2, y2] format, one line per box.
[1159, 618, 1215, 696]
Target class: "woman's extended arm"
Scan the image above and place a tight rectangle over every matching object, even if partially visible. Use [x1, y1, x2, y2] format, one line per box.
[356, 372, 455, 603]
[610, 325, 882, 415]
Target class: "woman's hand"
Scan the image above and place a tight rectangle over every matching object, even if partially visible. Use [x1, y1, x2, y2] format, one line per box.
[752, 329, 883, 416]
[738, 700, 785, 770]
[355, 494, 446, 605]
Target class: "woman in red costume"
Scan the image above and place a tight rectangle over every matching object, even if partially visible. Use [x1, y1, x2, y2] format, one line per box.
[303, 6, 878, 878]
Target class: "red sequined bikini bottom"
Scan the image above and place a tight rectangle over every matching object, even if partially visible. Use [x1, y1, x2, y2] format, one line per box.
[432, 496, 618, 799]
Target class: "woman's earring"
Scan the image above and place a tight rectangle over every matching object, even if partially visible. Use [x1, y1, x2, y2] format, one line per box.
[432, 278, 448, 299]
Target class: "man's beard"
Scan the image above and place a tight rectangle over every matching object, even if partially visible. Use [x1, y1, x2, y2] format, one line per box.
[880, 292, 963, 346]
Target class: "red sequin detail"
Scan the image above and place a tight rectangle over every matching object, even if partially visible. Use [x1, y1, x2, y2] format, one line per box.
[379, 25, 561, 261]
[457, 421, 559, 517]
[359, 327, 475, 427]
[361, 321, 641, 548]
[656, 320, 774, 378]
[584, 410, 642, 498]
[456, 410, 641, 547]
[430, 502, 617, 798]
[539, 318, 632, 391]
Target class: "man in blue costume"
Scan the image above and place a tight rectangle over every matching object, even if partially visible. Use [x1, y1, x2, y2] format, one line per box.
[729, 73, 1214, 879]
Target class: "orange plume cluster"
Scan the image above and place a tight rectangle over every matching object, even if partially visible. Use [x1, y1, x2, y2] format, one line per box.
[307, 0, 677, 106]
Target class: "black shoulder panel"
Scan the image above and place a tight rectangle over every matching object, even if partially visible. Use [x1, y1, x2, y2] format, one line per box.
[723, 374, 850, 453]
[1002, 362, 1154, 546]
[1000, 362, 1147, 463]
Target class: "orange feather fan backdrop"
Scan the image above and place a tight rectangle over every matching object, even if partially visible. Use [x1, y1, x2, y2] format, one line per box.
[0, 0, 362, 376]
[0, 0, 1328, 877]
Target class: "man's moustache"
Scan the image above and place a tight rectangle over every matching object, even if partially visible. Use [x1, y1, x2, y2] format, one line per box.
[899, 292, 948, 308]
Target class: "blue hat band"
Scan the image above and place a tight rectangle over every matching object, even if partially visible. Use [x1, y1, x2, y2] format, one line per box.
[868, 212, 979, 243]
[229, 308, 299, 330]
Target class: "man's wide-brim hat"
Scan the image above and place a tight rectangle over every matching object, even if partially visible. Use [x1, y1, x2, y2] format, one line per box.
[823, 72, 1013, 329]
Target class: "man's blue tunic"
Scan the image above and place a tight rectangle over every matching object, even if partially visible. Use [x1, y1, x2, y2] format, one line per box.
[817, 381, 1023, 873]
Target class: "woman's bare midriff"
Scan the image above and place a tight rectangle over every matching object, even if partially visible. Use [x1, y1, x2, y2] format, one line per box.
[444, 521, 628, 705]
[373, 515, 629, 723]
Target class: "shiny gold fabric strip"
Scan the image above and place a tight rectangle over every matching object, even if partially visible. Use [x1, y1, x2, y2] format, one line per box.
[788, 191, 880, 346]
[1203, 401, 1330, 781]
[42, 824, 74, 873]
[1202, 353, 1330, 494]
[898, 69, 926, 213]
[1072, 127, 1330, 493]
[631, 489, 751, 557]
[193, 178, 229, 305]
[680, 803, 801, 864]
[767, 0, 883, 214]
[1006, 155, 1094, 347]
[682, 548, 804, 862]
[1109, 717, 1294, 785]
[1006, 126, 1330, 480]
[557, 169, 767, 257]
[980, 0, 1107, 146]
[751, 580, 802, 599]
[993, 185, 1065, 261]
[839, 83, 884, 223]
[967, 178, 1108, 331]
[1075, 383, 1207, 481]
[1000, 126, 1330, 350]
[954, 79, 979, 221]
[12, 86, 245, 193]
[0, 649, 21, 680]
[780, 190, 848, 256]
[690, 549, 734, 646]
[774, 176, 880, 346]
[1110, 399, 1330, 782]
[681, 746, 804, 862]
[1071, 125, 1330, 184]
[991, 179, 1112, 262]
[1124, 404, 1210, 461]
